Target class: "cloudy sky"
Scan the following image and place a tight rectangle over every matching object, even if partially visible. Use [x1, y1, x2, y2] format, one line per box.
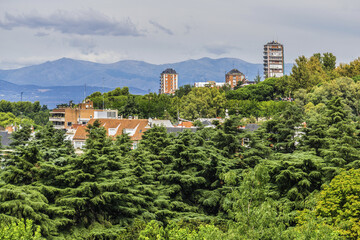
[0, 0, 359, 69]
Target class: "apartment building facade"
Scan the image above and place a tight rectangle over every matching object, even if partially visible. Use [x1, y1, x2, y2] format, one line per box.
[49, 100, 118, 129]
[225, 69, 246, 89]
[159, 68, 178, 94]
[263, 41, 284, 78]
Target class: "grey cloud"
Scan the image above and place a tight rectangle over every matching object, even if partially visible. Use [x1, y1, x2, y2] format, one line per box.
[0, 10, 142, 36]
[67, 37, 97, 54]
[149, 20, 173, 35]
[34, 32, 49, 37]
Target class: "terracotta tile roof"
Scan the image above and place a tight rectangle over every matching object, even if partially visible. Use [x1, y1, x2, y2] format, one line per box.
[73, 119, 150, 141]
[70, 124, 84, 130]
[72, 126, 87, 140]
[177, 121, 194, 128]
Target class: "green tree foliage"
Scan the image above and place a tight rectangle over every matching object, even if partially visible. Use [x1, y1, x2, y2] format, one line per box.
[290, 55, 328, 92]
[266, 153, 324, 203]
[175, 84, 193, 98]
[313, 52, 337, 72]
[336, 57, 360, 78]
[138, 220, 226, 240]
[301, 169, 360, 239]
[222, 165, 287, 239]
[179, 87, 226, 120]
[226, 78, 279, 101]
[306, 77, 360, 116]
[0, 112, 35, 129]
[226, 100, 290, 119]
[5, 55, 360, 238]
[257, 104, 303, 153]
[0, 124, 75, 237]
[158, 129, 228, 217]
[0, 100, 48, 126]
[254, 71, 261, 84]
[0, 218, 42, 240]
[10, 124, 32, 147]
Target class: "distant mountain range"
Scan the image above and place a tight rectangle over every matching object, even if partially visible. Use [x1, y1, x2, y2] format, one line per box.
[0, 79, 145, 108]
[0, 57, 293, 108]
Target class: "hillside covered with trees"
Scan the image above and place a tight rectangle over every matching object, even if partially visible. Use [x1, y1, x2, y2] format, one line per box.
[1, 54, 360, 239]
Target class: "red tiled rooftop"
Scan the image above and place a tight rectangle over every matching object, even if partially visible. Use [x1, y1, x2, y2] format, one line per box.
[177, 121, 193, 128]
[73, 119, 149, 141]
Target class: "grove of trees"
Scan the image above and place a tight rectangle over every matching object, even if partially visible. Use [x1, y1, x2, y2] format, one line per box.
[1, 53, 360, 239]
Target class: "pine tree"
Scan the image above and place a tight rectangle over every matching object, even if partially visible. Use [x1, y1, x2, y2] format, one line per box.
[157, 129, 232, 219]
[55, 121, 159, 238]
[258, 104, 304, 153]
[10, 124, 32, 147]
[0, 144, 66, 237]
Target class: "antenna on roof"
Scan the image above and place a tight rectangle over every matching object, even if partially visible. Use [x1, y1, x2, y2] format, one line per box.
[84, 83, 86, 103]
[102, 77, 105, 110]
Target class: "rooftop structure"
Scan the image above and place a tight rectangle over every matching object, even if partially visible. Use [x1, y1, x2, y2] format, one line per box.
[263, 41, 284, 78]
[159, 68, 178, 94]
[194, 81, 226, 88]
[0, 131, 12, 146]
[148, 119, 174, 128]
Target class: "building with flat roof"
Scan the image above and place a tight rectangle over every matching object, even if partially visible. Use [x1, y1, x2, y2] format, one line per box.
[263, 41, 284, 78]
[159, 68, 178, 94]
[225, 69, 246, 89]
[49, 100, 118, 130]
[194, 81, 226, 88]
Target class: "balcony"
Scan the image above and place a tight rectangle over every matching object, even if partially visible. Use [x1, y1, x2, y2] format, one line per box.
[53, 125, 65, 130]
[49, 117, 65, 122]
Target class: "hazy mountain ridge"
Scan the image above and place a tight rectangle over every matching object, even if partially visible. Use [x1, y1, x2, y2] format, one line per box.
[0, 57, 293, 108]
[0, 57, 293, 92]
[0, 79, 146, 108]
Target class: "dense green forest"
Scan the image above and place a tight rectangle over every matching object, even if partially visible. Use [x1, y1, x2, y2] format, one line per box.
[1, 54, 360, 239]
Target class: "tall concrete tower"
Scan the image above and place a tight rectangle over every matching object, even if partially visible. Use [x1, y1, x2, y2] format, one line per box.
[159, 68, 178, 94]
[263, 41, 284, 78]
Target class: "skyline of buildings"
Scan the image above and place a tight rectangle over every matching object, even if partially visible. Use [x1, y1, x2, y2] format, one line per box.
[159, 40, 284, 94]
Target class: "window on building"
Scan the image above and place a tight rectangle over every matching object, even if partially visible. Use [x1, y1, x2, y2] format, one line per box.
[67, 122, 72, 127]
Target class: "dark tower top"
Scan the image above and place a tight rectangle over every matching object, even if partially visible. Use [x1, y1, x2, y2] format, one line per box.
[226, 69, 244, 75]
[162, 68, 177, 74]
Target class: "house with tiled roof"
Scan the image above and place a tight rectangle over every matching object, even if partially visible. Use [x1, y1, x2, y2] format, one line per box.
[72, 119, 150, 149]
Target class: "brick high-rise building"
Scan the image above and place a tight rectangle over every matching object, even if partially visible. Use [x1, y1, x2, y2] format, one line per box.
[225, 69, 246, 89]
[159, 68, 178, 94]
[263, 41, 284, 78]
